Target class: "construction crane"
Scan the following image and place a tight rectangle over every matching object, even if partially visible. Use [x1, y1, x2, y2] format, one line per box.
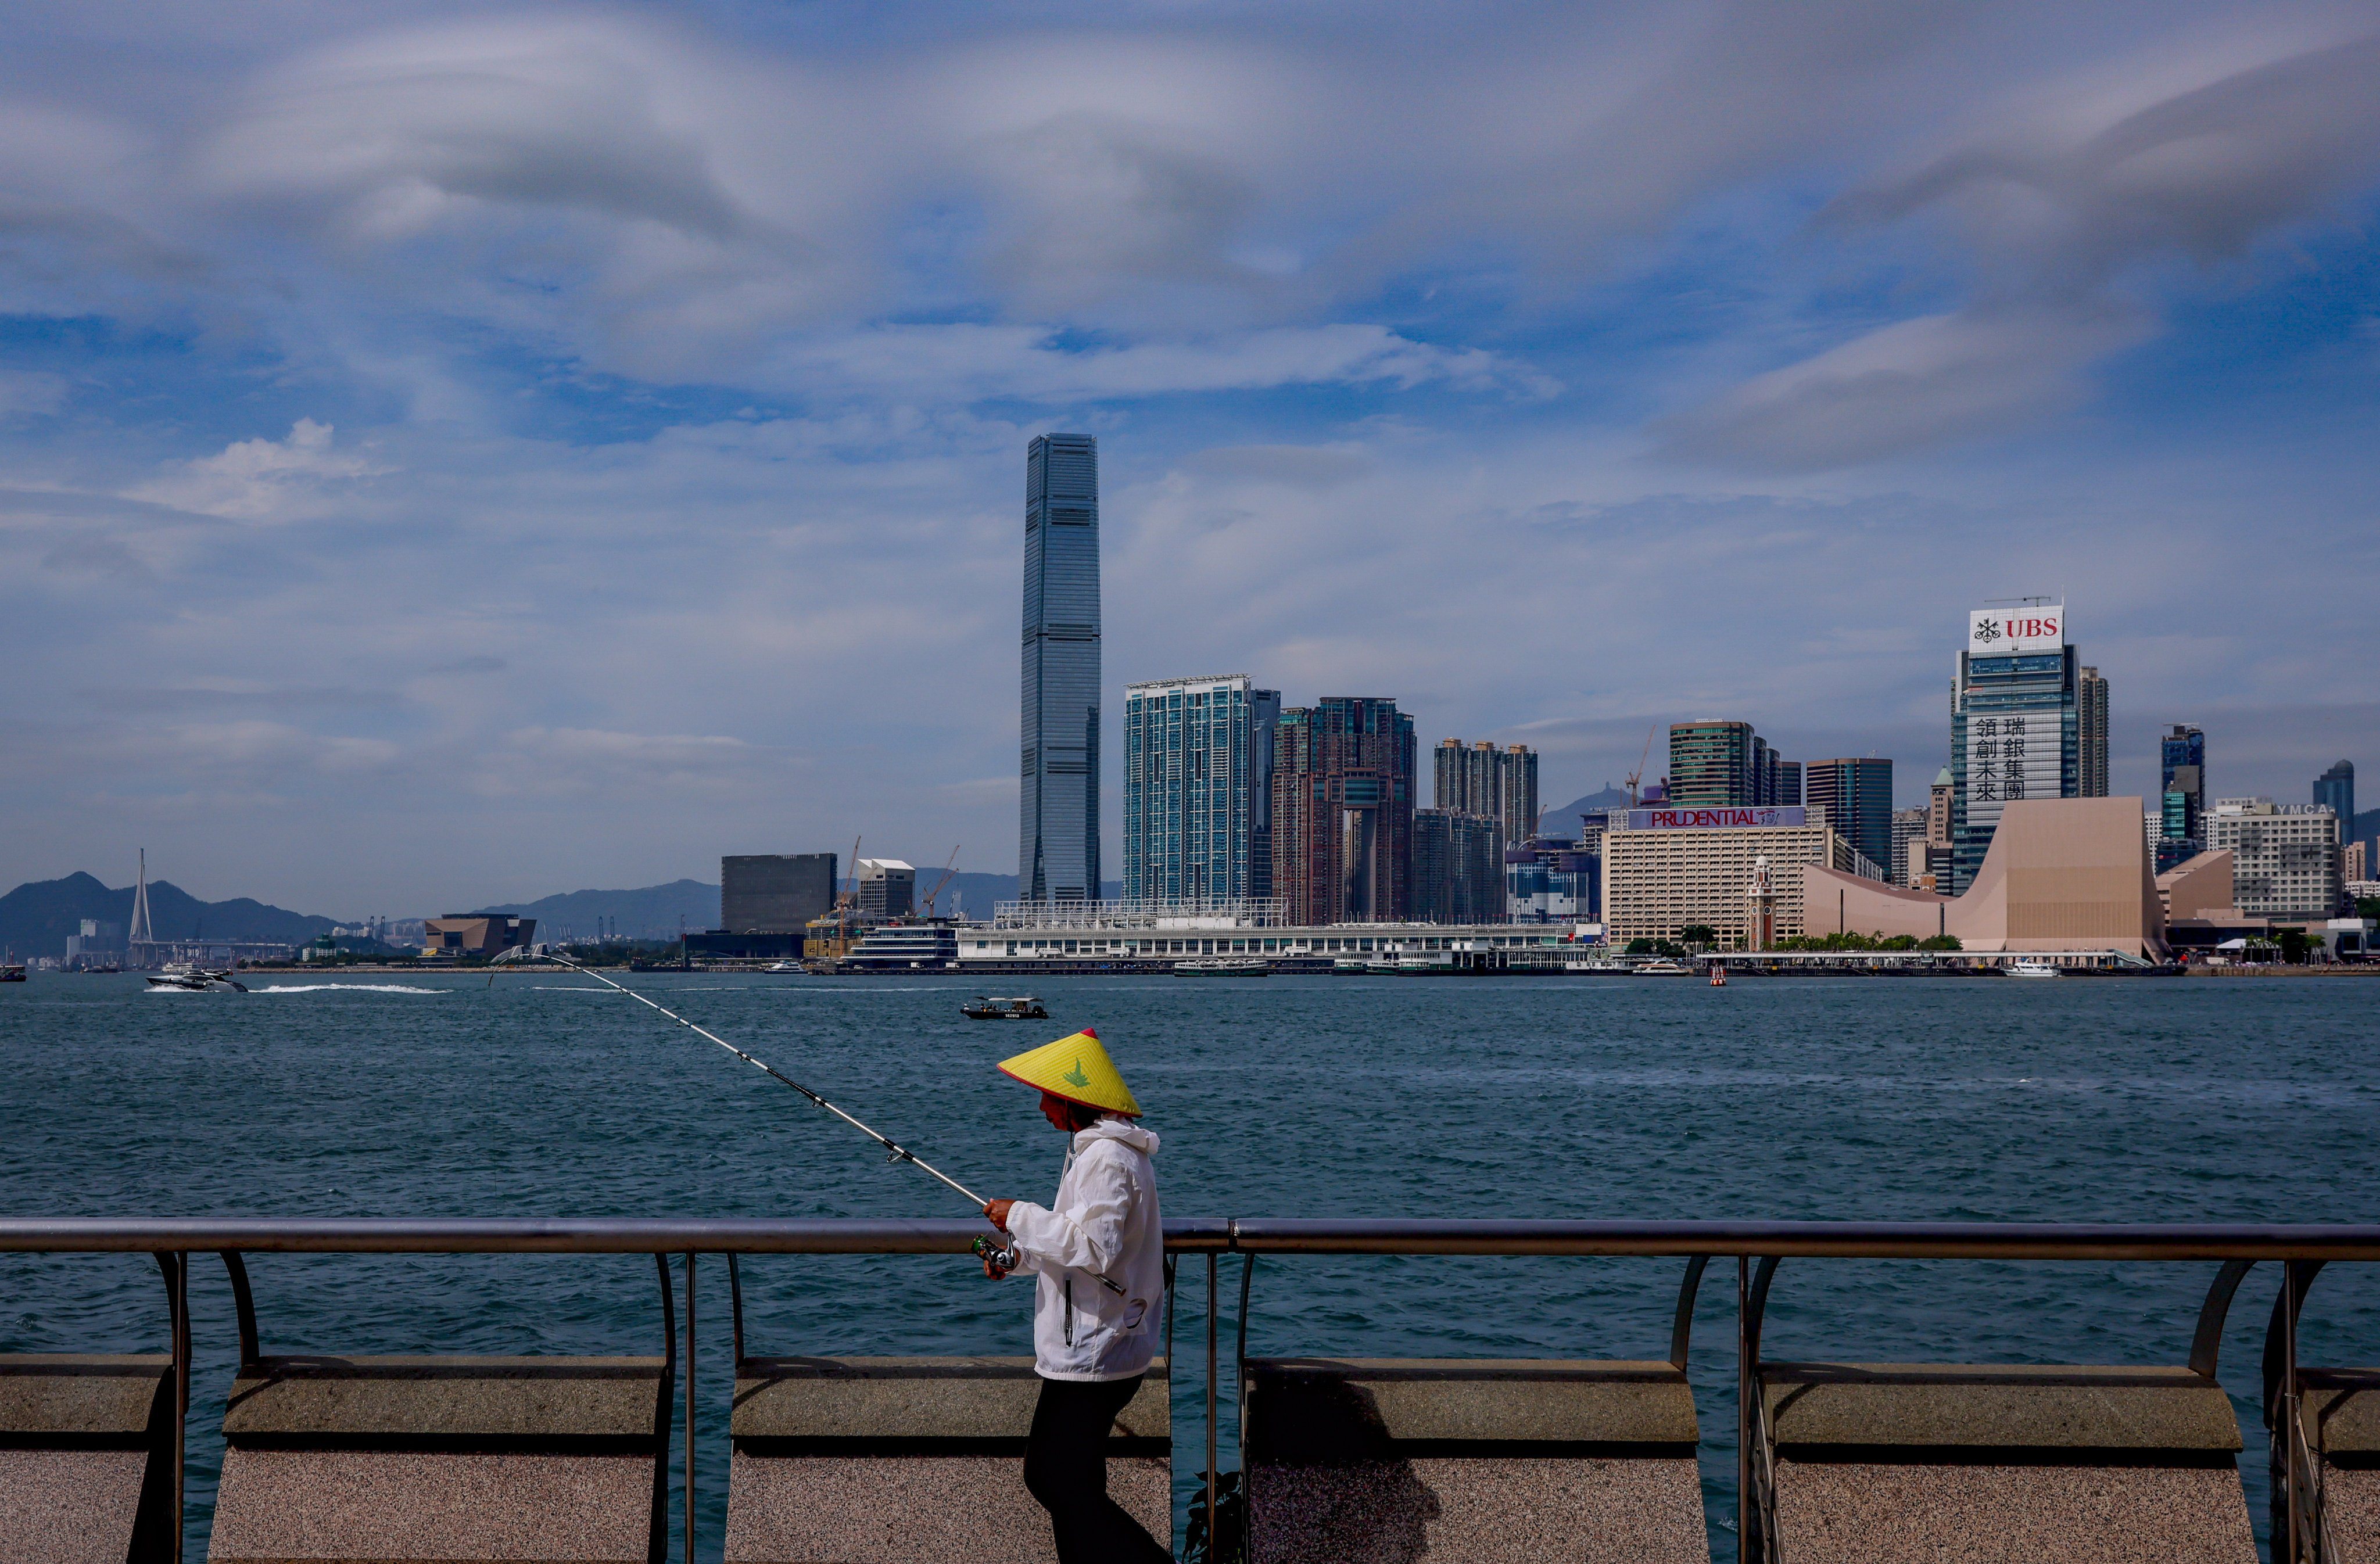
[922, 846, 960, 920]
[1626, 724, 1657, 808]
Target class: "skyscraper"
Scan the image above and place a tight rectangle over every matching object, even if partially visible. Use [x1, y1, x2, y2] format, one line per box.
[1951, 602, 2079, 892]
[1020, 434, 1101, 902]
[1667, 721, 1794, 808]
[1432, 740, 1539, 846]
[1806, 758, 1895, 875]
[2078, 666, 2109, 797]
[2158, 723, 2206, 870]
[1272, 697, 1417, 924]
[1250, 687, 1282, 900]
[1122, 675, 1261, 903]
[1890, 807, 1929, 888]
[1411, 808, 1501, 924]
[2315, 759, 2354, 834]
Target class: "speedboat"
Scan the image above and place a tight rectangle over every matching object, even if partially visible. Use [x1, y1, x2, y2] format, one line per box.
[1632, 959, 1691, 975]
[962, 995, 1047, 1020]
[764, 960, 805, 973]
[2005, 960, 2062, 978]
[145, 966, 247, 992]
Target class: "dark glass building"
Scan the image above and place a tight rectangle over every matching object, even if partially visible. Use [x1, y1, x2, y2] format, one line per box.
[1806, 758, 1895, 876]
[1271, 697, 1417, 924]
[1413, 808, 1501, 923]
[1667, 720, 1794, 808]
[1020, 434, 1101, 902]
[1951, 604, 2078, 892]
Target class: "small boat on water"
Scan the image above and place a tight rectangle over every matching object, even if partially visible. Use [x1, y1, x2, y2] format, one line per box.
[2005, 960, 2063, 978]
[962, 995, 1047, 1020]
[765, 960, 805, 973]
[145, 966, 247, 992]
[1632, 959, 1692, 975]
[1172, 958, 1273, 977]
[0, 964, 24, 983]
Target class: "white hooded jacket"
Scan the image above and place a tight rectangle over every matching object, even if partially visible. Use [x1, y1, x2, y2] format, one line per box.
[1002, 1117, 1164, 1382]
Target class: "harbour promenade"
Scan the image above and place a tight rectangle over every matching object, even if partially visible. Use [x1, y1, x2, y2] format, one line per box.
[4, 1214, 2375, 1562]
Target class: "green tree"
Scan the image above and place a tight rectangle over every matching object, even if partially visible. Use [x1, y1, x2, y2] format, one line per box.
[2277, 927, 2311, 965]
[1678, 925, 1718, 948]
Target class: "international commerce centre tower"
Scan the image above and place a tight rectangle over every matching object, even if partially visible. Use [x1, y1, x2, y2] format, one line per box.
[1020, 433, 1101, 903]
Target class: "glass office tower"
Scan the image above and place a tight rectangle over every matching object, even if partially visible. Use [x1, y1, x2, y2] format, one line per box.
[1950, 602, 2079, 893]
[1020, 434, 1101, 902]
[1122, 675, 1261, 903]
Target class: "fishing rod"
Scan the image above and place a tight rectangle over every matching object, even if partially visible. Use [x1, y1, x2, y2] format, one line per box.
[528, 950, 1126, 1293]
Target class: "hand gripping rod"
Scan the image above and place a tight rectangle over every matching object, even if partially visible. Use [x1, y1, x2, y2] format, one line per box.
[535, 951, 988, 1207]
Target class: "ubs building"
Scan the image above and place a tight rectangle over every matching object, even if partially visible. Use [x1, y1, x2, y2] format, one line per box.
[1949, 603, 2080, 893]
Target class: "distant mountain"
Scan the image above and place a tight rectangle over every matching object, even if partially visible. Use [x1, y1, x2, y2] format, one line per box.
[0, 872, 341, 960]
[469, 880, 721, 942]
[1544, 785, 1631, 833]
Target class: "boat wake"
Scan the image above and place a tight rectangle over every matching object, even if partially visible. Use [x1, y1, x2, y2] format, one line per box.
[251, 984, 449, 996]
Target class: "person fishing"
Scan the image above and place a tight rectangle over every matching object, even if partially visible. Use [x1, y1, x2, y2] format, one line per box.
[978, 1028, 1169, 1564]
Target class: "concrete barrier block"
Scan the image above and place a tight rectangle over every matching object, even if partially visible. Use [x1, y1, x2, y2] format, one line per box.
[1761, 1362, 2254, 1564]
[2297, 1368, 2380, 1562]
[725, 1355, 1169, 1564]
[0, 1354, 175, 1564]
[209, 1354, 669, 1564]
[1243, 1358, 1708, 1564]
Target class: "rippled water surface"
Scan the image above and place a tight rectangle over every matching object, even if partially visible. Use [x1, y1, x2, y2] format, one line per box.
[3, 970, 2375, 1559]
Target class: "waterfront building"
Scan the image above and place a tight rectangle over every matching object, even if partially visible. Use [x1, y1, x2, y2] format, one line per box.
[856, 859, 915, 922]
[64, 918, 123, 968]
[1889, 807, 1929, 889]
[1805, 797, 2164, 958]
[1506, 837, 1598, 923]
[1951, 602, 2078, 892]
[2315, 759, 2355, 833]
[2078, 666, 2109, 796]
[1123, 675, 1266, 903]
[2207, 798, 2342, 919]
[722, 854, 836, 932]
[1666, 721, 1794, 808]
[1273, 697, 1417, 924]
[1806, 758, 1894, 877]
[1413, 808, 1501, 924]
[424, 915, 536, 956]
[951, 903, 1582, 967]
[1020, 433, 1101, 903]
[1250, 686, 1282, 901]
[2157, 849, 2235, 922]
[1433, 740, 1539, 844]
[1601, 804, 1855, 946]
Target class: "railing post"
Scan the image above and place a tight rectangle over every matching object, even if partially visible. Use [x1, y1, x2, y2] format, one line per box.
[169, 1249, 188, 1564]
[1206, 1253, 1219, 1558]
[686, 1252, 696, 1564]
[1736, 1257, 1751, 1564]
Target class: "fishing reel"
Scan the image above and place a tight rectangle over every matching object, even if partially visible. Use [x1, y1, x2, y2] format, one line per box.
[972, 1234, 1019, 1275]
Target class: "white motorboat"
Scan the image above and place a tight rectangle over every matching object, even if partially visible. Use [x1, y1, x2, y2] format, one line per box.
[1172, 958, 1273, 977]
[2005, 960, 2063, 978]
[764, 960, 805, 973]
[1631, 959, 1692, 975]
[962, 995, 1048, 1020]
[145, 966, 247, 992]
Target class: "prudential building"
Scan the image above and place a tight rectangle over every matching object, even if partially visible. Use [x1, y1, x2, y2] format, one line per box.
[1950, 601, 2080, 892]
[1020, 433, 1102, 903]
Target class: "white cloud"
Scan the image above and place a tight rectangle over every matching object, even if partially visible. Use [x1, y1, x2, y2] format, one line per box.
[0, 370, 67, 417]
[130, 419, 389, 522]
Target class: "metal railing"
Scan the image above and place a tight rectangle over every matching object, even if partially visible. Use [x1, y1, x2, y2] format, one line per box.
[4, 1217, 2374, 1563]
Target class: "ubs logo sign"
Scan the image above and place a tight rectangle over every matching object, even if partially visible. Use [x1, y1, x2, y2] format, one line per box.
[1969, 605, 2064, 655]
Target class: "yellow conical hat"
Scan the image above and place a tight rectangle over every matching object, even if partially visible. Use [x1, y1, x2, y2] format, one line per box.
[997, 1028, 1143, 1117]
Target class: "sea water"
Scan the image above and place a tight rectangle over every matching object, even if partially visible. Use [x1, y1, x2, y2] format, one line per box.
[3, 971, 2376, 1560]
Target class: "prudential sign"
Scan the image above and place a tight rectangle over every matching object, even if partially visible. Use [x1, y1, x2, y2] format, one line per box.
[1628, 806, 1807, 831]
[1967, 604, 2065, 655]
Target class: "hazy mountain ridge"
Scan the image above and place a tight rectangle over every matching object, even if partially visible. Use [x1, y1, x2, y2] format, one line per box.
[0, 872, 342, 959]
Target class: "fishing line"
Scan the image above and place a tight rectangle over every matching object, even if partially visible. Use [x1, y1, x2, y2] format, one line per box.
[527, 950, 1128, 1294]
[534, 949, 990, 1205]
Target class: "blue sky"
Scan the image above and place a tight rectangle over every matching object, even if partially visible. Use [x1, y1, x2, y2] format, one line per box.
[3, 1, 2377, 915]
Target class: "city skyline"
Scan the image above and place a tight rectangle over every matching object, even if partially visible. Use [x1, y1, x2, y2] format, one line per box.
[2, 5, 2376, 913]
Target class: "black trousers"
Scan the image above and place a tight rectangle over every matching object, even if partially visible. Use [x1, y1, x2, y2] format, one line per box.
[1023, 1373, 1171, 1563]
